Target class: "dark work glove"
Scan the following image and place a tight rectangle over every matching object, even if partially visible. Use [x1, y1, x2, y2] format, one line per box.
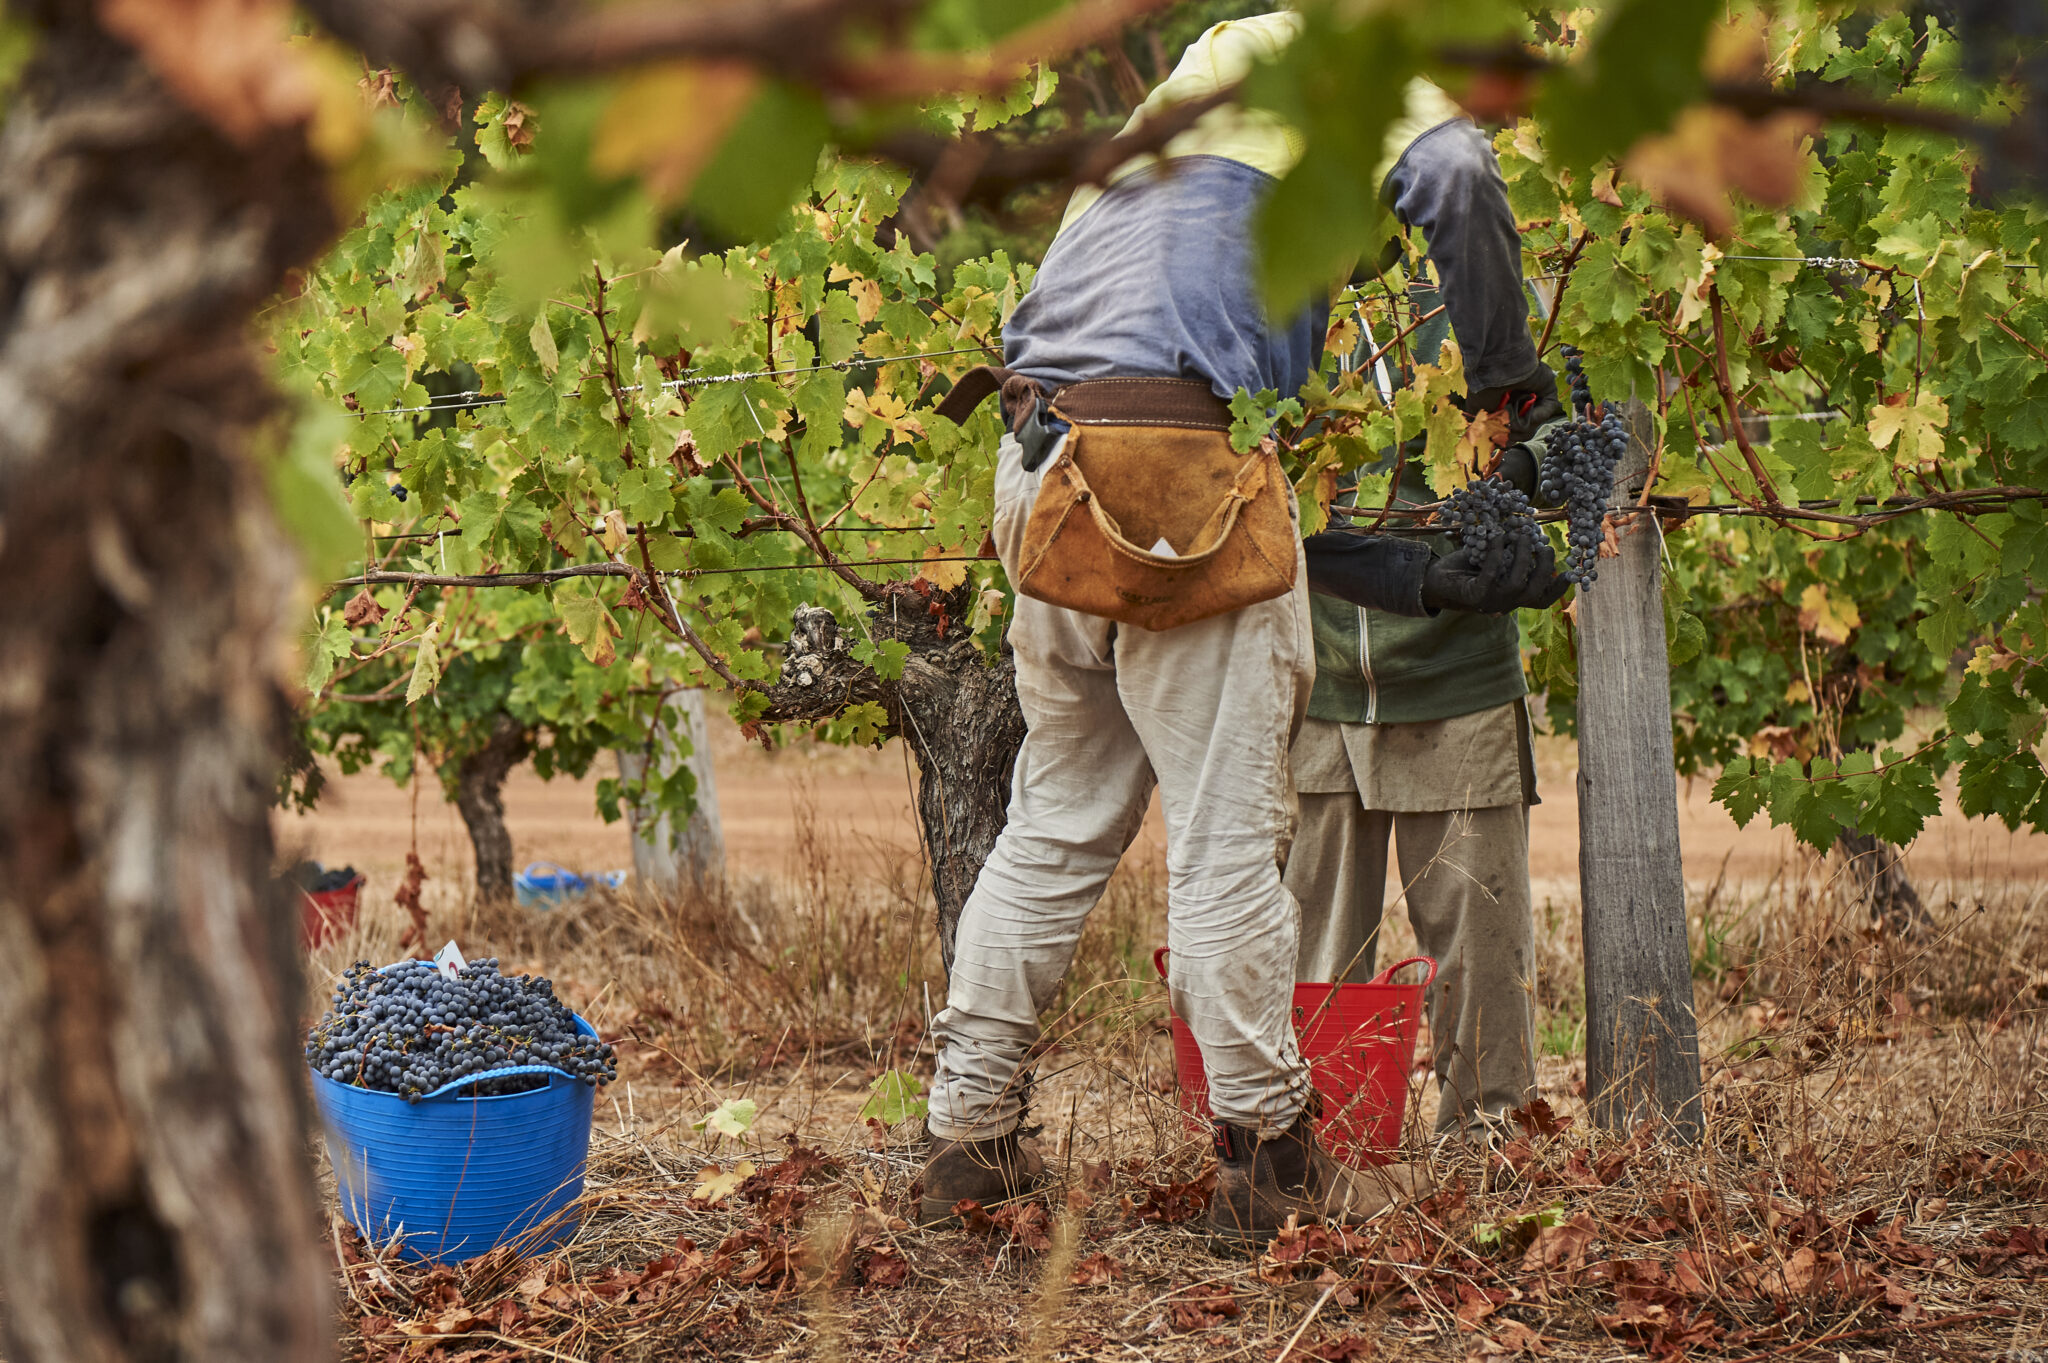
[1462, 359, 1566, 442]
[1497, 444, 1540, 499]
[1302, 531, 1435, 618]
[1420, 534, 1570, 615]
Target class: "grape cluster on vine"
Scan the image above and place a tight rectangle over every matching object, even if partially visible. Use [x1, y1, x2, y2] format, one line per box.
[1538, 409, 1629, 586]
[1439, 475, 1540, 561]
[305, 959, 617, 1102]
[1561, 344, 1594, 416]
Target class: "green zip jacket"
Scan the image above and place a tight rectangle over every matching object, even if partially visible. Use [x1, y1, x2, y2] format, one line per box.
[1307, 293, 1528, 727]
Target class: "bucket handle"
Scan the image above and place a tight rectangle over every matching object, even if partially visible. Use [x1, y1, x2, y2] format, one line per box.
[417, 1063, 584, 1101]
[519, 861, 581, 882]
[1368, 955, 1439, 989]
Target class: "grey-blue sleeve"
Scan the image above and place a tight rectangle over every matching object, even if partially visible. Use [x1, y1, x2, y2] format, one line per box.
[1381, 120, 1539, 392]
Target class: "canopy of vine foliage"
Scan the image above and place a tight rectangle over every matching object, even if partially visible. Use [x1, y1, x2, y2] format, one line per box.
[283, 0, 2048, 853]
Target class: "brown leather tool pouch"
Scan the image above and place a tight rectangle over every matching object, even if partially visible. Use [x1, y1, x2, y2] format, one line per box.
[1016, 410, 1298, 632]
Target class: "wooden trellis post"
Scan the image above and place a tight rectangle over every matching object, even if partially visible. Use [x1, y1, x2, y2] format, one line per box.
[1573, 400, 1704, 1138]
[616, 687, 725, 895]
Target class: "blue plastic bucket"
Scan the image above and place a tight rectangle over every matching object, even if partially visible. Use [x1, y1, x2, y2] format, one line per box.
[514, 861, 627, 908]
[311, 1008, 600, 1263]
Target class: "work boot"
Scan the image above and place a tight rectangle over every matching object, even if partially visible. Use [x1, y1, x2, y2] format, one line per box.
[1206, 1115, 1430, 1249]
[917, 1128, 1045, 1226]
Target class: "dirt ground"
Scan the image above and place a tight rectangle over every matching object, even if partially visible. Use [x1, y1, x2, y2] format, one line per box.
[287, 717, 2048, 1363]
[277, 720, 2048, 906]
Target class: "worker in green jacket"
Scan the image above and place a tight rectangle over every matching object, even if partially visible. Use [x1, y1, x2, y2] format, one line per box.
[1285, 108, 1564, 1143]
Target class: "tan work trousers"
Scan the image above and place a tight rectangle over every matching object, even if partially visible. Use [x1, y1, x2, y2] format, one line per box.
[1285, 715, 1538, 1134]
[928, 431, 1318, 1140]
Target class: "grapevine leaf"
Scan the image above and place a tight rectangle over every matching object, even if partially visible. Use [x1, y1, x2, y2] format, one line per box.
[1796, 583, 1859, 646]
[1711, 758, 1768, 829]
[1247, 7, 1410, 311]
[691, 1160, 755, 1204]
[859, 1069, 928, 1125]
[617, 467, 675, 524]
[694, 1096, 760, 1138]
[687, 81, 830, 241]
[1536, 0, 1718, 172]
[305, 612, 352, 693]
[554, 580, 620, 667]
[405, 621, 442, 705]
[528, 312, 559, 376]
[850, 636, 910, 681]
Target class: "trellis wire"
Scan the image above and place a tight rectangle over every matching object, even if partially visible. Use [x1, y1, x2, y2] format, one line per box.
[335, 555, 989, 589]
[362, 344, 997, 418]
[357, 251, 2015, 418]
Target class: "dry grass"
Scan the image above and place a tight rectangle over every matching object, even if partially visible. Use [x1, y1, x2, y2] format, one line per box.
[307, 829, 2048, 1363]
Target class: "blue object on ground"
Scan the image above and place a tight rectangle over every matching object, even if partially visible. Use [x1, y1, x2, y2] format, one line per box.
[514, 861, 628, 907]
[311, 1009, 599, 1263]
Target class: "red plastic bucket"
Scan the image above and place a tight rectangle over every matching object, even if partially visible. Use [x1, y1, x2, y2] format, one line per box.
[302, 876, 365, 948]
[1154, 948, 1437, 1168]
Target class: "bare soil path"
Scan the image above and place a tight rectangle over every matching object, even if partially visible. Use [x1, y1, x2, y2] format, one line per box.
[277, 726, 2048, 901]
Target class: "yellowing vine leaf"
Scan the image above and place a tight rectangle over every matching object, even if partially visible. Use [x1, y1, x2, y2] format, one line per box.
[1622, 106, 1818, 238]
[529, 312, 559, 376]
[555, 581, 619, 667]
[692, 1160, 755, 1205]
[1797, 583, 1859, 646]
[405, 621, 442, 705]
[918, 546, 969, 591]
[1866, 394, 1947, 468]
[848, 277, 884, 324]
[844, 388, 924, 444]
[1457, 406, 1512, 473]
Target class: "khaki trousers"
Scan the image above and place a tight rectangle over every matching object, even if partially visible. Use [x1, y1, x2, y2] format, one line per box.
[928, 432, 1318, 1140]
[1286, 791, 1537, 1134]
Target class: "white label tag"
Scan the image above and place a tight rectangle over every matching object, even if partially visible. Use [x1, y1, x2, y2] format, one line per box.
[434, 940, 467, 980]
[1148, 536, 1178, 559]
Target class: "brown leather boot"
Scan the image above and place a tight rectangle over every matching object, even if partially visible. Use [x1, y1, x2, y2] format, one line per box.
[917, 1129, 1045, 1226]
[1206, 1116, 1429, 1249]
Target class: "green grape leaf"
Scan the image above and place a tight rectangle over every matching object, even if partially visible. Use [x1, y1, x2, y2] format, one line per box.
[859, 1069, 928, 1125]
[305, 611, 353, 694]
[618, 466, 675, 524]
[1536, 0, 1718, 172]
[1712, 758, 1768, 829]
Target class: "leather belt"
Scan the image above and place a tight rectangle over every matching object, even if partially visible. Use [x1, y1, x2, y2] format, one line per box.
[934, 364, 1231, 433]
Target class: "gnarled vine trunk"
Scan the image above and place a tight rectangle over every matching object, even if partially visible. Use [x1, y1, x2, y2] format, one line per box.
[764, 590, 1026, 970]
[454, 711, 532, 903]
[1836, 828, 1932, 937]
[0, 14, 334, 1363]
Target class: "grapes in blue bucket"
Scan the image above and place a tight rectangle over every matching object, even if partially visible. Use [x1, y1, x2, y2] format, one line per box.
[306, 958, 617, 1102]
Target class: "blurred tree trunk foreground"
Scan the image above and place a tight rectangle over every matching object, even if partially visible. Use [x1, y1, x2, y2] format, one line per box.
[0, 11, 336, 1363]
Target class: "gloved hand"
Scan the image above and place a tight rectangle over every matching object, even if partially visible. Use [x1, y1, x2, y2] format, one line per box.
[1462, 359, 1566, 440]
[1421, 533, 1570, 614]
[1463, 361, 1570, 505]
[1303, 531, 1436, 618]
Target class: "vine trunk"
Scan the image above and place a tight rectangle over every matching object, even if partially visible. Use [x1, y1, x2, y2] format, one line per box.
[0, 15, 335, 1362]
[455, 711, 533, 903]
[763, 590, 1026, 970]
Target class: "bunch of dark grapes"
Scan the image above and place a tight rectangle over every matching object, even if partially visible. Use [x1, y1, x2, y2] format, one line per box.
[305, 959, 617, 1103]
[1438, 475, 1539, 559]
[1561, 344, 1594, 416]
[1537, 409, 1629, 586]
